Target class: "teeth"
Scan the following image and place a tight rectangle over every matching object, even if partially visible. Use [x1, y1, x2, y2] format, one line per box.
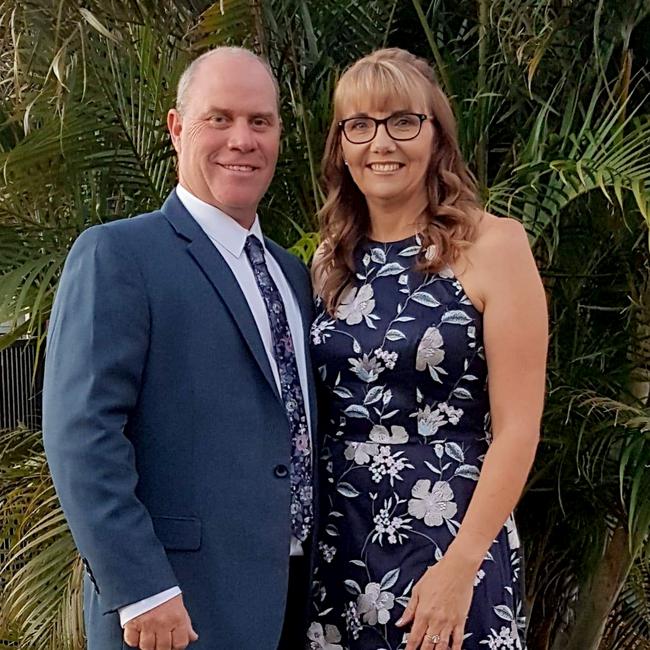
[370, 163, 401, 172]
[222, 164, 255, 171]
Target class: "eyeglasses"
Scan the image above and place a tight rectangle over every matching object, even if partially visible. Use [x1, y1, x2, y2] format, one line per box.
[338, 112, 432, 144]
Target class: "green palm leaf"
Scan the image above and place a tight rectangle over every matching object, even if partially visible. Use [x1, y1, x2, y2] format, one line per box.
[488, 84, 650, 249]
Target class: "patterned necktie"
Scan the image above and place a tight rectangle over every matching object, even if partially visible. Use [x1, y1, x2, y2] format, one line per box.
[244, 234, 313, 542]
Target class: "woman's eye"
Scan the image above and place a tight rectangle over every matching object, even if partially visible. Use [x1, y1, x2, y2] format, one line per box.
[351, 120, 371, 130]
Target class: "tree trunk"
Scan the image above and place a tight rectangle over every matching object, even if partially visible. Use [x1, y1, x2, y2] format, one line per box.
[550, 525, 635, 650]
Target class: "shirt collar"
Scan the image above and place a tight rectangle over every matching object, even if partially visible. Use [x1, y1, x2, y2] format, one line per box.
[176, 183, 265, 258]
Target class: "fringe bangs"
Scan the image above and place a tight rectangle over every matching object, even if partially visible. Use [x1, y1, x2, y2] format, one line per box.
[334, 59, 431, 117]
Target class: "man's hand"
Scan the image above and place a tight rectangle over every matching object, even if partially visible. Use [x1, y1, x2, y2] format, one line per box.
[123, 594, 199, 650]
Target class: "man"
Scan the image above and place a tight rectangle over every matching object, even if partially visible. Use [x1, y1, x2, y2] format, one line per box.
[43, 47, 317, 650]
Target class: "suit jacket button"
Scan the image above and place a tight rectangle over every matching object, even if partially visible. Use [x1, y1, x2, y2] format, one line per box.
[274, 464, 289, 478]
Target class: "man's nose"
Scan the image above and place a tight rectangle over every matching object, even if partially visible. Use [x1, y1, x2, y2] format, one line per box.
[227, 120, 256, 152]
[371, 123, 396, 153]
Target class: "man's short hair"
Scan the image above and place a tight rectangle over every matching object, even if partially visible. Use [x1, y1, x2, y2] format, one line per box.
[175, 47, 280, 114]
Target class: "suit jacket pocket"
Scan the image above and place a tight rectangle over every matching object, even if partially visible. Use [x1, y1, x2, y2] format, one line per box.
[151, 515, 202, 551]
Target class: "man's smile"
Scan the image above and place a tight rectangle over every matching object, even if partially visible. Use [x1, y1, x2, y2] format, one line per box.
[217, 163, 258, 173]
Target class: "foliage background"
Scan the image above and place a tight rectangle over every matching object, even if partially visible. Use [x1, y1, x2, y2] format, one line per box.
[1, 1, 649, 648]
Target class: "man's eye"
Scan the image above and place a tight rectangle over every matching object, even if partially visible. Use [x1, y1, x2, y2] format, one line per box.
[210, 115, 228, 125]
[252, 118, 270, 128]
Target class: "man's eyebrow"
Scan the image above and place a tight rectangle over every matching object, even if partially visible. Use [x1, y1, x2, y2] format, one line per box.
[204, 106, 230, 114]
[204, 107, 277, 120]
[250, 111, 278, 121]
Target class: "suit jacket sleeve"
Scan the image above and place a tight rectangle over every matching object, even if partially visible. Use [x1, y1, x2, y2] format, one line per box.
[43, 224, 179, 613]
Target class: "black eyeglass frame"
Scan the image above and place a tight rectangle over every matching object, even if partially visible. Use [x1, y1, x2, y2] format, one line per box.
[338, 112, 432, 144]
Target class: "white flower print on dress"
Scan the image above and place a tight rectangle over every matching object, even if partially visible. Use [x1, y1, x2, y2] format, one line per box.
[479, 625, 520, 649]
[307, 622, 344, 650]
[344, 601, 363, 640]
[372, 500, 412, 545]
[356, 582, 395, 625]
[318, 541, 337, 563]
[425, 243, 437, 261]
[336, 284, 376, 325]
[416, 326, 447, 382]
[408, 479, 458, 526]
[439, 402, 464, 425]
[369, 424, 409, 444]
[370, 446, 413, 485]
[413, 402, 464, 438]
[415, 404, 448, 437]
[311, 317, 336, 345]
[374, 347, 398, 369]
[348, 354, 384, 383]
[344, 441, 379, 465]
[439, 265, 455, 279]
[505, 515, 521, 550]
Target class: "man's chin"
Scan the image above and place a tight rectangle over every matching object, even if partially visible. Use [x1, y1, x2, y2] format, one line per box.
[201, 192, 258, 224]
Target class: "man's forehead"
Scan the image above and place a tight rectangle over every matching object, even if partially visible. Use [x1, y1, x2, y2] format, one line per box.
[190, 53, 279, 109]
[195, 52, 275, 89]
[197, 50, 254, 70]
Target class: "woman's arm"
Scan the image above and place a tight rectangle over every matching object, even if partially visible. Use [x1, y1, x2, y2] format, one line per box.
[447, 216, 547, 565]
[400, 217, 548, 650]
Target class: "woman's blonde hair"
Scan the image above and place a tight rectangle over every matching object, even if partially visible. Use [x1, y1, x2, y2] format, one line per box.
[313, 48, 482, 314]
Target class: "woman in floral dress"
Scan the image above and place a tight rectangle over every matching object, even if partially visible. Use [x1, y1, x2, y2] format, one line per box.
[307, 49, 547, 650]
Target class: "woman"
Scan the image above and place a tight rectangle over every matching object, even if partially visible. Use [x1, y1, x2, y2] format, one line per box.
[307, 48, 547, 650]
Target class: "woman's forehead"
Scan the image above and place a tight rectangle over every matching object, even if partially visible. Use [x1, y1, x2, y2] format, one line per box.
[337, 78, 429, 118]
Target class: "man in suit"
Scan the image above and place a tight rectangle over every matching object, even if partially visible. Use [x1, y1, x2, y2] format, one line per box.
[43, 47, 317, 650]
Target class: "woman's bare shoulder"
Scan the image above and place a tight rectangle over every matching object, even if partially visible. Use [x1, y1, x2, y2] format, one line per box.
[454, 212, 535, 311]
[468, 212, 532, 268]
[474, 211, 528, 246]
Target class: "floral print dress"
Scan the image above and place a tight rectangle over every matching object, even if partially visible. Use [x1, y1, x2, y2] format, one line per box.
[307, 236, 526, 650]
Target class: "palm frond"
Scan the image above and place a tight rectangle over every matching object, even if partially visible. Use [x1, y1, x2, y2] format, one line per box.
[603, 557, 650, 648]
[487, 82, 650, 249]
[0, 427, 80, 649]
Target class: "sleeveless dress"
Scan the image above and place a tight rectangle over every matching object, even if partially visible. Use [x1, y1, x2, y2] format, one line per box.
[307, 235, 526, 650]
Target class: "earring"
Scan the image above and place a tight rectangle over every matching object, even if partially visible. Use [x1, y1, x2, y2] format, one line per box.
[343, 160, 349, 166]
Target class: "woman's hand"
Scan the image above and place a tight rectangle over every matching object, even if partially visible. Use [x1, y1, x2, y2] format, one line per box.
[396, 553, 476, 650]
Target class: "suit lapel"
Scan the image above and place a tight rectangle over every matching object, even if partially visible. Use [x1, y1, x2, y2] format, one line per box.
[161, 191, 281, 403]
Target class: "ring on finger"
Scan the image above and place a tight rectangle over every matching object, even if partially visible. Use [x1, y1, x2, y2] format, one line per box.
[425, 633, 441, 644]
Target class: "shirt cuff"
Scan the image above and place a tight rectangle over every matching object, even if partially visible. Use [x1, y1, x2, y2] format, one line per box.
[118, 586, 182, 628]
[290, 535, 305, 556]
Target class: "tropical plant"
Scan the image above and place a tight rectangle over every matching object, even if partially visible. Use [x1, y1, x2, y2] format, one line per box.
[1, 1, 649, 649]
[0, 427, 83, 648]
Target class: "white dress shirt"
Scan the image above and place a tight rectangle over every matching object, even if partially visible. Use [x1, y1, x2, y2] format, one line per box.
[118, 184, 312, 626]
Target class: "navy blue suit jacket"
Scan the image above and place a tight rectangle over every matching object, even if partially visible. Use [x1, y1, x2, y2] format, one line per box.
[43, 191, 318, 649]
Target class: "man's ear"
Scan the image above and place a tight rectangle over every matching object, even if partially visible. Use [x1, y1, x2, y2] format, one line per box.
[278, 117, 284, 154]
[167, 109, 182, 154]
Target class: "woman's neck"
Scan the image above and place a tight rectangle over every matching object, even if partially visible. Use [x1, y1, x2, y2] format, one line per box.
[366, 197, 428, 243]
